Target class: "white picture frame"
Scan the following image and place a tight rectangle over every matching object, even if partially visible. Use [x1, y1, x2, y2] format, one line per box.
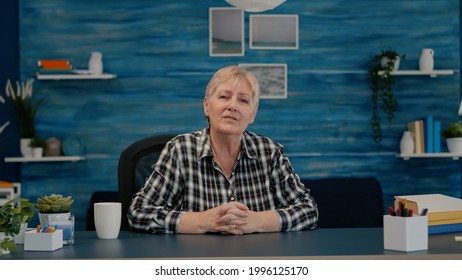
[249, 15, 298, 50]
[239, 63, 288, 99]
[209, 8, 244, 56]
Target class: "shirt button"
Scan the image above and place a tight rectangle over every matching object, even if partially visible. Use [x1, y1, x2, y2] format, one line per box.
[230, 196, 235, 201]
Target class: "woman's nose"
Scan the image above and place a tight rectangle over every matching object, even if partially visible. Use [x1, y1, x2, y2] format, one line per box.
[228, 103, 237, 112]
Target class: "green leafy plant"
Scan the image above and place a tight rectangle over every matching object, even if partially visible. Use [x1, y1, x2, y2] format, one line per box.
[35, 194, 74, 213]
[367, 49, 406, 150]
[0, 198, 35, 255]
[441, 121, 462, 138]
[29, 137, 46, 148]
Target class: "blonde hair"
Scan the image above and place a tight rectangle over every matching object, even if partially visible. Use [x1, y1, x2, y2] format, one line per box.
[205, 65, 260, 109]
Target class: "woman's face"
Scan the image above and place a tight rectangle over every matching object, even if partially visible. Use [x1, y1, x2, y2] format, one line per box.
[204, 78, 257, 137]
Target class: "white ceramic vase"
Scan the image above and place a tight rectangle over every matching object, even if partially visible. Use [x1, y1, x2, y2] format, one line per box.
[400, 131, 414, 155]
[88, 52, 103, 75]
[20, 138, 32, 157]
[419, 48, 434, 72]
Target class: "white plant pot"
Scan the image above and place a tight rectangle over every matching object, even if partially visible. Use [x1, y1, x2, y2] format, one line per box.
[12, 223, 28, 245]
[20, 138, 32, 157]
[381, 56, 400, 71]
[39, 212, 71, 226]
[446, 138, 462, 153]
[32, 147, 43, 158]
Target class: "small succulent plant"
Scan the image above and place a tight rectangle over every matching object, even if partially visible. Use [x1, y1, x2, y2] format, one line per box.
[35, 194, 74, 213]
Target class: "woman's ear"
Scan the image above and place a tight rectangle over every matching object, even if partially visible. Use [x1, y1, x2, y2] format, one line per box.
[203, 97, 209, 117]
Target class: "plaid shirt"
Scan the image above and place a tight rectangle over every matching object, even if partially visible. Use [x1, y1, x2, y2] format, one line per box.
[128, 129, 318, 233]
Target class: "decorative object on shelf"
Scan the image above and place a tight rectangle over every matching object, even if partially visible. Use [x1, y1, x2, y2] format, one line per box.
[400, 131, 414, 155]
[35, 194, 75, 245]
[367, 49, 406, 150]
[37, 59, 73, 75]
[62, 136, 85, 156]
[44, 137, 62, 157]
[419, 48, 434, 72]
[88, 51, 103, 75]
[4, 79, 44, 139]
[20, 138, 32, 157]
[225, 0, 286, 12]
[29, 137, 46, 158]
[441, 121, 462, 153]
[0, 198, 35, 255]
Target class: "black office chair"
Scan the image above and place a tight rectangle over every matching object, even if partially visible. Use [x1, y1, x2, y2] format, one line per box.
[302, 177, 384, 228]
[117, 134, 177, 230]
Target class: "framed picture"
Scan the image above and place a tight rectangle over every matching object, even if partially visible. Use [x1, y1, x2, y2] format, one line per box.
[249, 15, 298, 50]
[239, 63, 287, 99]
[209, 8, 244, 56]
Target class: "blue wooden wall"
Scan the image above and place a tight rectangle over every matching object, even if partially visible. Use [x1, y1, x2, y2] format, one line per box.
[13, 0, 461, 230]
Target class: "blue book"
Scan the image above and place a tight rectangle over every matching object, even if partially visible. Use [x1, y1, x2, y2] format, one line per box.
[429, 222, 462, 235]
[434, 120, 441, 153]
[424, 116, 433, 153]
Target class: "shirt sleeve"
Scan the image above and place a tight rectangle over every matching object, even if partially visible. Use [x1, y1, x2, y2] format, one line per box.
[127, 140, 184, 233]
[270, 147, 319, 231]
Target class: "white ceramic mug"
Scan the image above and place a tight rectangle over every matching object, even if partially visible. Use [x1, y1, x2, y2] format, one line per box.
[94, 202, 121, 239]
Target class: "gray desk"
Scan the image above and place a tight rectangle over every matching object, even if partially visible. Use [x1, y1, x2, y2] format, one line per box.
[4, 228, 462, 259]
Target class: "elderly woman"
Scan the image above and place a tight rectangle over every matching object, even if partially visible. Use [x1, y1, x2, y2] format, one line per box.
[128, 65, 318, 234]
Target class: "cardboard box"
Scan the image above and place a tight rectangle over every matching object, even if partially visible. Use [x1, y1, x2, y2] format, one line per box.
[24, 229, 63, 251]
[383, 215, 428, 252]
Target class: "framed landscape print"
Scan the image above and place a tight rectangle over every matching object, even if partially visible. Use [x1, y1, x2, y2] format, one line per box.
[250, 15, 298, 50]
[209, 8, 244, 56]
[239, 63, 288, 99]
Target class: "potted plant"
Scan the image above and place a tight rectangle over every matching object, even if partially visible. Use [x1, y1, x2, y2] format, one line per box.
[367, 49, 406, 150]
[35, 194, 74, 225]
[441, 121, 462, 153]
[0, 198, 35, 255]
[29, 137, 46, 158]
[4, 79, 44, 157]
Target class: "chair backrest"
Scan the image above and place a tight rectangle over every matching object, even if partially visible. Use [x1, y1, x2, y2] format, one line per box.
[117, 134, 177, 230]
[302, 177, 384, 228]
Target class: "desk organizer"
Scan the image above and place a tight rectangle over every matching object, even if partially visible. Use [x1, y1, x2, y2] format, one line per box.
[24, 229, 63, 251]
[383, 215, 428, 252]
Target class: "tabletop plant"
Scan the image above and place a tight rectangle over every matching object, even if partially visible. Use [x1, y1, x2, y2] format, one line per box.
[35, 194, 74, 213]
[0, 198, 35, 255]
[367, 49, 406, 150]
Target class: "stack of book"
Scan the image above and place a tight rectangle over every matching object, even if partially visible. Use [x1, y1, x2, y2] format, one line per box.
[395, 194, 462, 234]
[407, 116, 441, 154]
[37, 59, 74, 75]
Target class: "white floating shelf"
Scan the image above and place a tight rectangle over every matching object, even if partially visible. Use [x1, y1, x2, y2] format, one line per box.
[378, 70, 454, 78]
[4, 156, 85, 163]
[36, 73, 116, 80]
[398, 153, 462, 160]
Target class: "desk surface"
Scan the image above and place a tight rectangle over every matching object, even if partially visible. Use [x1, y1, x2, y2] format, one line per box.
[4, 228, 462, 260]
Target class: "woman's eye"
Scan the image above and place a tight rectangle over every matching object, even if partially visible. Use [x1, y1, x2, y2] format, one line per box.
[240, 99, 249, 104]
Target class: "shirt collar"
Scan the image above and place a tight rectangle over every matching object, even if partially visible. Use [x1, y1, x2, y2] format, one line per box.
[198, 129, 257, 161]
